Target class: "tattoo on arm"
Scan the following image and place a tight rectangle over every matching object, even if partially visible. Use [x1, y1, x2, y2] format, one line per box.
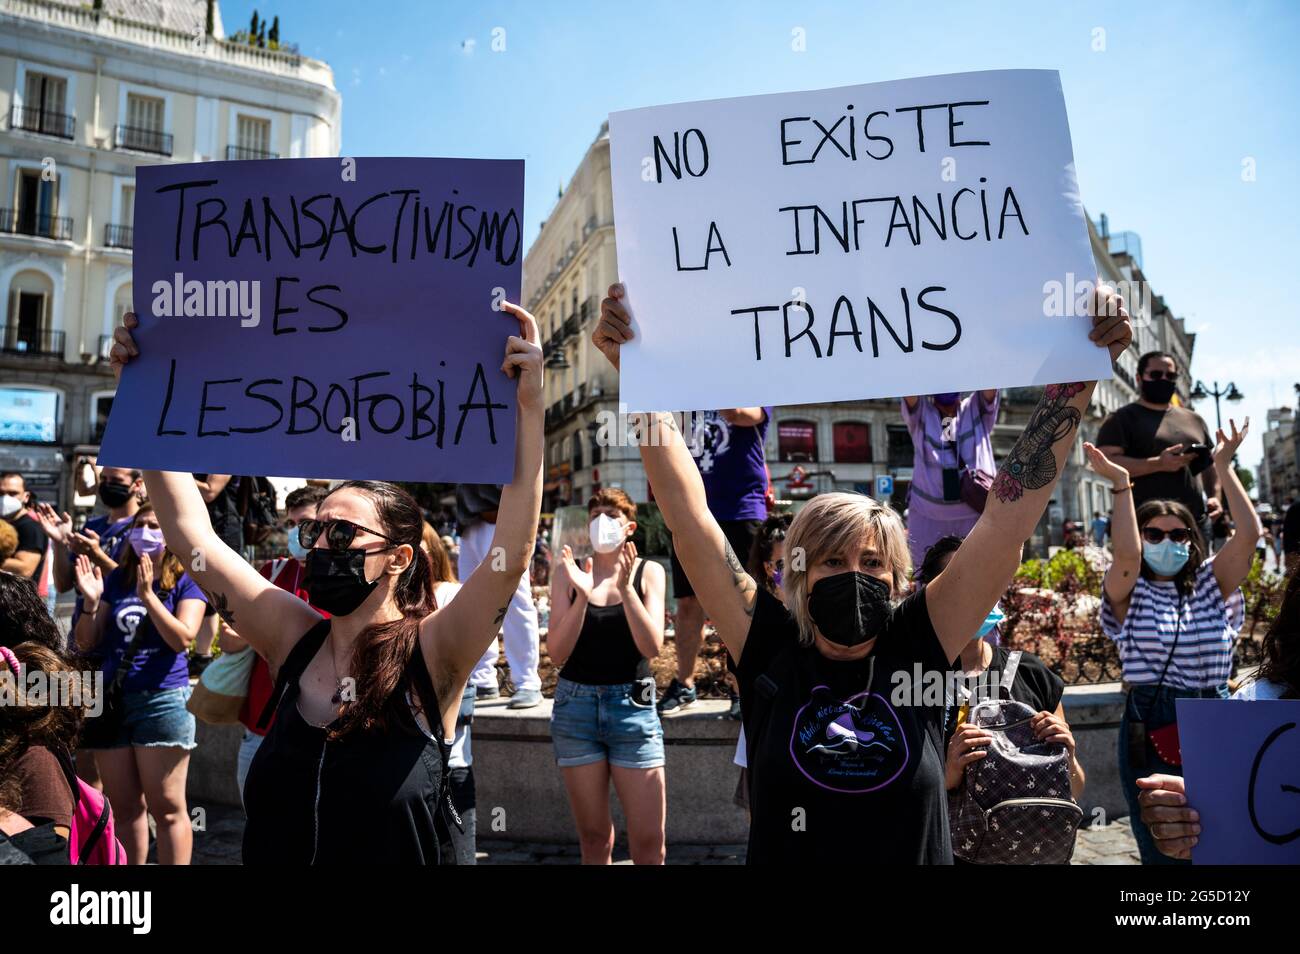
[201, 588, 236, 626]
[724, 541, 758, 617]
[492, 604, 509, 628]
[990, 382, 1084, 503]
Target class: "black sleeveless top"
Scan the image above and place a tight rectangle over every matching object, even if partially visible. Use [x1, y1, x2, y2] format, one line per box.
[241, 620, 458, 865]
[558, 560, 652, 685]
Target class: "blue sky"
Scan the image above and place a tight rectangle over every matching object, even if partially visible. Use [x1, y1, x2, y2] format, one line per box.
[224, 0, 1300, 476]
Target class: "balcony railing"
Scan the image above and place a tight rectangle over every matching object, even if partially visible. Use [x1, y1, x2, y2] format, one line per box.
[114, 123, 173, 156]
[9, 103, 74, 140]
[1, 325, 65, 358]
[226, 144, 279, 161]
[0, 208, 74, 240]
[104, 223, 134, 249]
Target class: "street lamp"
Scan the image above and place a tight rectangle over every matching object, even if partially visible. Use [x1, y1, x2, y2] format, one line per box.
[1190, 379, 1243, 431]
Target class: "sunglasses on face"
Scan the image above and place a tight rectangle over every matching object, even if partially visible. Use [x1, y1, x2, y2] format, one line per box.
[1142, 526, 1192, 544]
[297, 518, 398, 552]
[1142, 370, 1177, 381]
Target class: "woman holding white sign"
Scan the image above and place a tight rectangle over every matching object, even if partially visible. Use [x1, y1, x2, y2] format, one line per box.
[592, 282, 1131, 864]
[107, 304, 545, 865]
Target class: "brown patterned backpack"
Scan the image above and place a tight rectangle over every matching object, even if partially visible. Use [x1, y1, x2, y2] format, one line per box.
[948, 652, 1083, 864]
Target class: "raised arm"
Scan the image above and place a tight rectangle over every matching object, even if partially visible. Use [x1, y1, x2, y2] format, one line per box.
[420, 302, 544, 687]
[592, 285, 758, 662]
[926, 287, 1133, 663]
[1208, 419, 1261, 597]
[545, 546, 592, 668]
[1084, 443, 1140, 623]
[193, 474, 232, 504]
[108, 312, 317, 666]
[617, 544, 666, 661]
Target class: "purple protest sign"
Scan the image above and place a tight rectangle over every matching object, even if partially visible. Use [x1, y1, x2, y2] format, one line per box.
[98, 157, 523, 483]
[1177, 698, 1300, 864]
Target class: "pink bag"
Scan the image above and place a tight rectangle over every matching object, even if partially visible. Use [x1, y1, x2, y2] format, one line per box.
[56, 749, 127, 864]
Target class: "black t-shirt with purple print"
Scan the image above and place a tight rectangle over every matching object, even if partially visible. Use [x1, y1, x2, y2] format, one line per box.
[735, 585, 954, 864]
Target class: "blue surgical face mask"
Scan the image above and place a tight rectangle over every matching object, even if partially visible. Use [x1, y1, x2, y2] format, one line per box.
[976, 603, 1005, 640]
[1143, 539, 1190, 577]
[286, 524, 309, 561]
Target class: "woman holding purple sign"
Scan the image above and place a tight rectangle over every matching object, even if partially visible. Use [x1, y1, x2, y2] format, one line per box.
[106, 300, 545, 865]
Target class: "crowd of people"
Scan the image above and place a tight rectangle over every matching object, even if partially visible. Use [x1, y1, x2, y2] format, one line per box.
[2, 282, 1297, 867]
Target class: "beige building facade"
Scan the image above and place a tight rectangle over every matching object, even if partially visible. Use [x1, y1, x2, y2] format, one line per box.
[0, 0, 340, 504]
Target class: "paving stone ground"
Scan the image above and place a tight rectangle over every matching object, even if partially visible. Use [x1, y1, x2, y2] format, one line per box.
[187, 803, 1139, 865]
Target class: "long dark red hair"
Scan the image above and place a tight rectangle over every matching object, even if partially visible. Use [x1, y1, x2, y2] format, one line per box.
[324, 480, 436, 738]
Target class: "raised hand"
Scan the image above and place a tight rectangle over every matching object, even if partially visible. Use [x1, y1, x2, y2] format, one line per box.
[109, 311, 140, 382]
[592, 283, 632, 370]
[72, 527, 104, 560]
[615, 541, 638, 595]
[136, 552, 154, 600]
[1089, 285, 1134, 363]
[557, 544, 593, 599]
[73, 554, 104, 606]
[499, 301, 543, 410]
[1083, 442, 1130, 486]
[33, 503, 74, 546]
[1212, 418, 1249, 472]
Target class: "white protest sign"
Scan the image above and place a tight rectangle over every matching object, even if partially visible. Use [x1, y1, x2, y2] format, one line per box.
[608, 69, 1111, 412]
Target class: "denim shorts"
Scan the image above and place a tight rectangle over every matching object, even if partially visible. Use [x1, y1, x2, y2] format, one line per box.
[96, 685, 197, 751]
[550, 677, 665, 770]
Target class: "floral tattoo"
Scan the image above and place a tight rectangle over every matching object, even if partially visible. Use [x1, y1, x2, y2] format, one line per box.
[991, 382, 1085, 503]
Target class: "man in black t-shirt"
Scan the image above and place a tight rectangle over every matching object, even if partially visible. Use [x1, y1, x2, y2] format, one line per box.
[1096, 351, 1219, 541]
[0, 472, 48, 582]
[194, 474, 244, 553]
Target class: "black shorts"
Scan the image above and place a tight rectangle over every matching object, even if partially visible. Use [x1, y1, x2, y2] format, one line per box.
[669, 518, 762, 600]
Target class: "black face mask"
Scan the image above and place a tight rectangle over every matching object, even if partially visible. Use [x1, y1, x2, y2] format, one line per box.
[98, 480, 133, 509]
[1139, 377, 1177, 405]
[303, 547, 382, 617]
[807, 571, 893, 647]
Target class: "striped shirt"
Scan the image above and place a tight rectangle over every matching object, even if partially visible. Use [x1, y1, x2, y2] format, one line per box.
[1100, 555, 1244, 689]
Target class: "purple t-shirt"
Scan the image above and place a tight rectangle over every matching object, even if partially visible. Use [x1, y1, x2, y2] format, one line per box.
[901, 393, 999, 518]
[98, 568, 207, 691]
[685, 408, 772, 522]
[68, 514, 135, 630]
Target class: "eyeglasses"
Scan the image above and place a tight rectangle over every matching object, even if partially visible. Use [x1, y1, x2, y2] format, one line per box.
[1142, 370, 1178, 381]
[1142, 527, 1192, 545]
[297, 518, 399, 552]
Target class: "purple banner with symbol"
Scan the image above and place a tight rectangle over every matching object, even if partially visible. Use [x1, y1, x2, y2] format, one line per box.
[1178, 698, 1300, 864]
[99, 157, 523, 483]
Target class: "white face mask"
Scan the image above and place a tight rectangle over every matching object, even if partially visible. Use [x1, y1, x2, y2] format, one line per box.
[589, 514, 626, 554]
[0, 494, 21, 518]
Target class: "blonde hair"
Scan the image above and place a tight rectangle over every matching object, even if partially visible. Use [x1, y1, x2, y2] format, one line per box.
[781, 492, 911, 646]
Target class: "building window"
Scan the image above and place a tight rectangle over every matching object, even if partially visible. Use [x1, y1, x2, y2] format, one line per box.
[572, 432, 583, 471]
[106, 184, 134, 248]
[91, 393, 114, 444]
[833, 421, 872, 463]
[116, 93, 172, 155]
[887, 424, 914, 468]
[14, 72, 73, 139]
[3, 167, 70, 240]
[230, 115, 275, 160]
[777, 420, 818, 462]
[4, 270, 61, 357]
